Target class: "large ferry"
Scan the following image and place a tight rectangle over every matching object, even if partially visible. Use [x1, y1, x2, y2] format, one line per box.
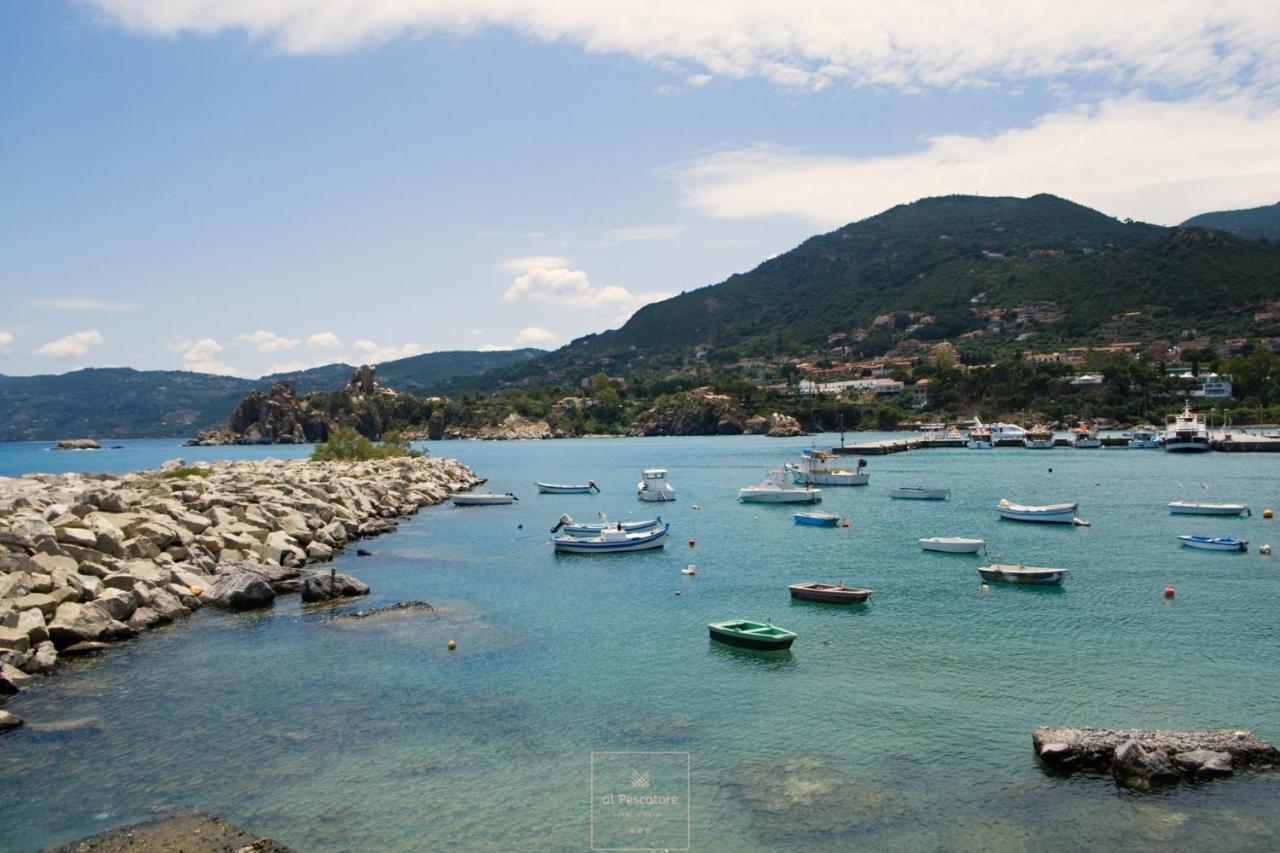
[1163, 403, 1210, 453]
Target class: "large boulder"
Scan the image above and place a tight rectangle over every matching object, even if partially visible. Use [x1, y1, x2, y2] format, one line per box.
[0, 710, 22, 732]
[1171, 750, 1234, 779]
[766, 412, 805, 437]
[202, 572, 276, 610]
[23, 640, 58, 674]
[93, 588, 138, 622]
[1111, 739, 1182, 790]
[46, 602, 126, 649]
[300, 571, 371, 603]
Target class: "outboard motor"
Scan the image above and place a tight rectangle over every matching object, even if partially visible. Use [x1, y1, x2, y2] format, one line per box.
[550, 513, 572, 533]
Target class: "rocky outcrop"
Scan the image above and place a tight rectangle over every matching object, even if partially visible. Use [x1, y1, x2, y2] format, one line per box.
[332, 600, 433, 620]
[188, 379, 326, 446]
[475, 413, 555, 440]
[0, 455, 481, 703]
[1033, 726, 1278, 789]
[53, 439, 100, 450]
[630, 390, 747, 437]
[300, 570, 371, 602]
[765, 412, 805, 437]
[49, 811, 294, 853]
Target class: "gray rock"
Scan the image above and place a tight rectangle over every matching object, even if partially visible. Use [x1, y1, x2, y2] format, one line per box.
[2, 607, 49, 645]
[202, 572, 276, 610]
[127, 607, 164, 631]
[46, 602, 115, 649]
[24, 640, 57, 674]
[93, 588, 138, 622]
[59, 640, 111, 656]
[0, 626, 30, 653]
[1172, 749, 1234, 778]
[300, 571, 370, 602]
[0, 709, 22, 732]
[13, 592, 57, 617]
[0, 662, 34, 694]
[1112, 739, 1182, 790]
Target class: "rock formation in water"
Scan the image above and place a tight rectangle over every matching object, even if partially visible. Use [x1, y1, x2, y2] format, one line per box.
[52, 439, 100, 450]
[49, 811, 294, 853]
[765, 412, 805, 437]
[0, 455, 482, 718]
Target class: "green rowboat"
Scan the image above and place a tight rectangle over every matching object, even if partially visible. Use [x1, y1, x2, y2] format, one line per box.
[708, 619, 797, 651]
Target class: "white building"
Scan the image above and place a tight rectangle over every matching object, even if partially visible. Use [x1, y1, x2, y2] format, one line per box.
[1177, 372, 1233, 398]
[799, 378, 904, 396]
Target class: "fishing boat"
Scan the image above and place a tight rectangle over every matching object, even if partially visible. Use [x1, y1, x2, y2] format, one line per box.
[967, 424, 993, 449]
[636, 468, 677, 502]
[793, 511, 840, 527]
[451, 492, 519, 506]
[1024, 425, 1055, 449]
[889, 486, 950, 500]
[707, 619, 797, 650]
[1168, 502, 1251, 517]
[919, 536, 985, 553]
[1164, 403, 1210, 453]
[536, 480, 599, 494]
[1072, 424, 1102, 449]
[977, 564, 1068, 585]
[739, 469, 822, 503]
[786, 450, 869, 486]
[1177, 535, 1248, 552]
[550, 513, 662, 536]
[552, 523, 670, 553]
[997, 498, 1079, 524]
[788, 582, 872, 604]
[1128, 428, 1162, 449]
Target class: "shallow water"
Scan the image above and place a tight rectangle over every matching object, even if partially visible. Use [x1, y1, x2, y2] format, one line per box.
[1, 435, 1278, 850]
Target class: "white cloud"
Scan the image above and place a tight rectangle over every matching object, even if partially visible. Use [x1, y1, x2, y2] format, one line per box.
[513, 327, 560, 347]
[236, 329, 299, 352]
[353, 339, 420, 364]
[0, 331, 13, 356]
[503, 267, 671, 318]
[498, 255, 570, 273]
[306, 331, 343, 349]
[29, 297, 138, 311]
[265, 358, 328, 374]
[600, 225, 683, 244]
[672, 95, 1280, 227]
[33, 330, 105, 359]
[85, 2, 1280, 94]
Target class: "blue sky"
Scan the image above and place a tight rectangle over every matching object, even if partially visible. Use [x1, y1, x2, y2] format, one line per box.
[3, 2, 1279, 377]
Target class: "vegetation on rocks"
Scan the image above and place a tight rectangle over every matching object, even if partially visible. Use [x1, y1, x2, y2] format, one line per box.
[311, 428, 421, 462]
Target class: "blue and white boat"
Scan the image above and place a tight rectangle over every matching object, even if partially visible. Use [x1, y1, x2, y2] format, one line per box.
[536, 480, 599, 494]
[997, 498, 1079, 524]
[552, 522, 670, 553]
[793, 511, 840, 527]
[550, 513, 662, 536]
[1178, 535, 1248, 552]
[1128, 428, 1162, 449]
[978, 564, 1067, 585]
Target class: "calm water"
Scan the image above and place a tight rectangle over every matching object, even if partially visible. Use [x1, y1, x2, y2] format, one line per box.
[1, 436, 1279, 851]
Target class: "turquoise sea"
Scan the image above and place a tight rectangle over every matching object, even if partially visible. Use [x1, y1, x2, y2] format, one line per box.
[1, 435, 1279, 851]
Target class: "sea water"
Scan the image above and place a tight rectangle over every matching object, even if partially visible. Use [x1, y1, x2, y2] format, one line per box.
[0, 435, 1278, 851]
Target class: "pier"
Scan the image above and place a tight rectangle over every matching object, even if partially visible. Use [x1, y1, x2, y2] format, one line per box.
[828, 433, 1280, 454]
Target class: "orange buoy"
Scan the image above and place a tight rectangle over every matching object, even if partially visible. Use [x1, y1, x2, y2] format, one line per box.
[688, 538, 696, 547]
[1163, 586, 1175, 599]
[840, 518, 850, 528]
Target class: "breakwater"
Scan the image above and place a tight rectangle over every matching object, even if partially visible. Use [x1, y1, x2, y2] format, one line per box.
[0, 455, 482, 714]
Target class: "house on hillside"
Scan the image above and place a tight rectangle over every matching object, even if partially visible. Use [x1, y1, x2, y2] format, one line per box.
[909, 380, 931, 408]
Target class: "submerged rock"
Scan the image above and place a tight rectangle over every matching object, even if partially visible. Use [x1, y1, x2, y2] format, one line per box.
[0, 709, 22, 733]
[300, 570, 370, 603]
[725, 755, 902, 837]
[48, 811, 294, 852]
[1113, 739, 1181, 789]
[332, 600, 433, 620]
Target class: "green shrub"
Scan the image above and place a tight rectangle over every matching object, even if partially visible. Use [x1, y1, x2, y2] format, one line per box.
[311, 427, 423, 461]
[162, 466, 213, 478]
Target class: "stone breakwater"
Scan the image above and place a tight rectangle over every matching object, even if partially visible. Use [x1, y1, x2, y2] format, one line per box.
[0, 455, 483, 715]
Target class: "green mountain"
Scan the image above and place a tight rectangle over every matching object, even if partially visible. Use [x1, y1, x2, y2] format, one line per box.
[0, 349, 542, 441]
[487, 194, 1280, 386]
[1182, 201, 1280, 241]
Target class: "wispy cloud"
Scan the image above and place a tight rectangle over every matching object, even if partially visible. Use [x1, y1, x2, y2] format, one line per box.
[34, 330, 105, 359]
[503, 267, 670, 318]
[306, 331, 343, 349]
[498, 255, 570, 274]
[599, 225, 683, 244]
[353, 339, 420, 364]
[85, 2, 1280, 95]
[30, 297, 138, 311]
[672, 95, 1280, 226]
[480, 326, 559, 351]
[236, 329, 299, 353]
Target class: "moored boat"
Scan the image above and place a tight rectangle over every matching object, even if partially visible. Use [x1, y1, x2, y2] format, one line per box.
[1128, 428, 1162, 449]
[919, 536, 985, 553]
[786, 450, 869, 486]
[536, 480, 599, 494]
[1072, 424, 1102, 449]
[788, 582, 872, 604]
[739, 469, 822, 503]
[1168, 501, 1250, 517]
[793, 511, 840, 527]
[552, 522, 670, 553]
[997, 498, 1079, 524]
[1164, 403, 1210, 453]
[1024, 425, 1055, 449]
[637, 468, 676, 502]
[1177, 535, 1248, 552]
[707, 619, 797, 650]
[452, 492, 519, 506]
[977, 564, 1068, 585]
[890, 486, 950, 500]
[966, 423, 993, 449]
[550, 513, 662, 535]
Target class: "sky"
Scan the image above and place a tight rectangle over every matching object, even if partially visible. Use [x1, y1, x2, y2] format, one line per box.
[2, 1, 1279, 378]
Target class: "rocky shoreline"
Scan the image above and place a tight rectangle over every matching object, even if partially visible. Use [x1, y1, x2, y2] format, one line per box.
[0, 455, 482, 725]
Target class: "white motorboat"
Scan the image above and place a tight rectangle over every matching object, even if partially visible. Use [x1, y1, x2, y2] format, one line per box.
[552, 523, 670, 553]
[452, 492, 519, 506]
[1177, 535, 1247, 552]
[550, 513, 663, 536]
[1168, 502, 1250, 517]
[536, 480, 599, 494]
[786, 450, 869, 486]
[1128, 428, 1162, 449]
[637, 468, 677, 502]
[1023, 425, 1055, 449]
[997, 498, 1079, 524]
[990, 422, 1028, 446]
[967, 423, 993, 449]
[890, 487, 950, 500]
[739, 469, 822, 503]
[1071, 425, 1102, 449]
[1164, 403, 1210, 453]
[919, 537, 985, 553]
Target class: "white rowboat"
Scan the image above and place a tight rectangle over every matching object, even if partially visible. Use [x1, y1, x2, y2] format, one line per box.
[452, 492, 519, 506]
[997, 498, 1079, 524]
[890, 487, 950, 500]
[1178, 535, 1248, 552]
[552, 523, 670, 553]
[1168, 501, 1250, 517]
[536, 481, 599, 494]
[919, 537, 985, 553]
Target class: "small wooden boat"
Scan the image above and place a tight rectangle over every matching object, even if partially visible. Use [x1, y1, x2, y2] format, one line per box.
[552, 523, 669, 553]
[977, 564, 1067, 585]
[997, 498, 1078, 524]
[793, 511, 840, 527]
[788, 581, 871, 604]
[708, 619, 797, 650]
[1168, 501, 1250, 517]
[452, 492, 518, 506]
[1178, 535, 1248, 552]
[550, 513, 662, 536]
[536, 480, 599, 494]
[919, 536, 985, 553]
[890, 486, 950, 500]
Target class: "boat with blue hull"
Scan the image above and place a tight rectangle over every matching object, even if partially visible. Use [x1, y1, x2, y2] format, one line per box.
[552, 523, 670, 553]
[550, 513, 662, 536]
[1178, 535, 1248, 552]
[793, 511, 840, 527]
